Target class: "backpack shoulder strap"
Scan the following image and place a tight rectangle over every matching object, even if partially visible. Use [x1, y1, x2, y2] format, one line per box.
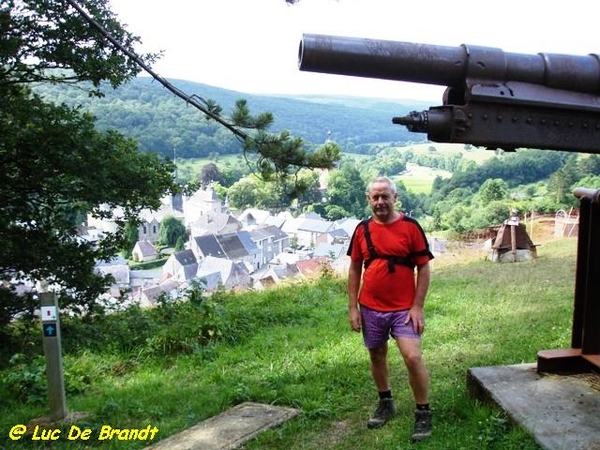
[361, 218, 378, 263]
[361, 216, 421, 273]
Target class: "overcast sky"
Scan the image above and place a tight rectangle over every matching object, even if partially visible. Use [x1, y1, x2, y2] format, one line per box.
[109, 0, 597, 102]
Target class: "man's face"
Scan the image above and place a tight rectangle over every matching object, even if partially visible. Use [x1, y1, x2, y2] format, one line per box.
[367, 181, 397, 223]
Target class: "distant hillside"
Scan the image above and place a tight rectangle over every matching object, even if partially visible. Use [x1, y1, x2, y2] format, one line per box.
[35, 77, 431, 158]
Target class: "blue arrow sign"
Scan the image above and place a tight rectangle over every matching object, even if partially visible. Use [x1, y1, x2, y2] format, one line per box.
[43, 324, 56, 337]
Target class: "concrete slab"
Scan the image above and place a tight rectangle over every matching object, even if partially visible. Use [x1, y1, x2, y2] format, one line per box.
[144, 402, 301, 450]
[468, 363, 600, 450]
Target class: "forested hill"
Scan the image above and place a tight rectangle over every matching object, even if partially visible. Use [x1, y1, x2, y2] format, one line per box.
[36, 77, 431, 159]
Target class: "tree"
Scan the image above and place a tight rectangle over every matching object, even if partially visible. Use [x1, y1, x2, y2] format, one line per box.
[395, 180, 423, 216]
[577, 154, 600, 177]
[227, 178, 262, 210]
[0, 0, 338, 325]
[0, 1, 181, 323]
[158, 216, 187, 247]
[547, 161, 578, 206]
[1, 0, 159, 90]
[324, 205, 349, 221]
[175, 236, 186, 252]
[0, 87, 181, 317]
[199, 163, 221, 188]
[478, 178, 509, 204]
[326, 164, 368, 219]
[371, 151, 406, 177]
[123, 221, 141, 259]
[227, 175, 299, 211]
[294, 170, 323, 208]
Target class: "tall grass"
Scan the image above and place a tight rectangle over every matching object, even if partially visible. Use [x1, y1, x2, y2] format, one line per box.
[0, 238, 577, 449]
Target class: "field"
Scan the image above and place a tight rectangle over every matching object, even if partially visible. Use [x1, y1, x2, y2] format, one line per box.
[397, 162, 451, 193]
[393, 143, 495, 194]
[176, 153, 246, 182]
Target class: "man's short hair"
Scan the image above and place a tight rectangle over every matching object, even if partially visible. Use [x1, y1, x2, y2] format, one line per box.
[367, 176, 397, 195]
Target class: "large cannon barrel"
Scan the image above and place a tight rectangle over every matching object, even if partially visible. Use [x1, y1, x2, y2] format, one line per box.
[298, 34, 600, 95]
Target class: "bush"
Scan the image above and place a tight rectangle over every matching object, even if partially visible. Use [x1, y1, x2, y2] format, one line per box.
[1, 354, 47, 405]
[144, 282, 227, 356]
[1, 352, 104, 406]
[61, 304, 154, 354]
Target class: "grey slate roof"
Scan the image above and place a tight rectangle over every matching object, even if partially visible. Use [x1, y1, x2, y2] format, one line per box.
[196, 271, 222, 291]
[175, 249, 197, 266]
[135, 240, 157, 256]
[191, 212, 240, 233]
[266, 225, 287, 240]
[335, 218, 361, 237]
[328, 228, 349, 239]
[195, 234, 225, 258]
[264, 215, 285, 228]
[297, 218, 333, 233]
[182, 263, 199, 280]
[249, 225, 288, 242]
[237, 230, 260, 255]
[217, 233, 248, 259]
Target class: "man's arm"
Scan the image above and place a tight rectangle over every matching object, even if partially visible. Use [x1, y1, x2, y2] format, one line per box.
[414, 262, 431, 308]
[348, 259, 363, 332]
[406, 262, 431, 334]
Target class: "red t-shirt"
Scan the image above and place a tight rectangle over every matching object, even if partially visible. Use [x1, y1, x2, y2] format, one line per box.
[348, 215, 433, 312]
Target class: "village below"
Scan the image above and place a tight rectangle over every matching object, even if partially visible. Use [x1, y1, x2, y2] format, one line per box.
[86, 183, 361, 308]
[82, 179, 575, 310]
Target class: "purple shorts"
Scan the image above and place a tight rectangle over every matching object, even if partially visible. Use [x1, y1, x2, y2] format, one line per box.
[360, 305, 420, 349]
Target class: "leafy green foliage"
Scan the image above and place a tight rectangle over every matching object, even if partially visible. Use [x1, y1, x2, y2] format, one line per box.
[2, 353, 91, 405]
[227, 169, 322, 210]
[122, 221, 140, 258]
[429, 149, 566, 202]
[143, 283, 227, 356]
[50, 281, 231, 359]
[0, 87, 181, 318]
[157, 216, 186, 247]
[196, 143, 596, 231]
[326, 163, 368, 219]
[2, 354, 47, 405]
[478, 178, 509, 204]
[0, 0, 159, 90]
[199, 162, 222, 187]
[0, 0, 184, 323]
[48, 1, 341, 189]
[409, 148, 600, 233]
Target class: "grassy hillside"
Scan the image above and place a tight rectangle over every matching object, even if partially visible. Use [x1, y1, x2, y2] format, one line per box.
[0, 236, 577, 449]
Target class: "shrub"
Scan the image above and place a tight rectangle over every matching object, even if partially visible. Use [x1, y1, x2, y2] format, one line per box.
[2, 354, 47, 405]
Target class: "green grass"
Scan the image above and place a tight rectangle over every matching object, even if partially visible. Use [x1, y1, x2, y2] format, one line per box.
[0, 238, 577, 449]
[399, 178, 434, 194]
[128, 256, 169, 271]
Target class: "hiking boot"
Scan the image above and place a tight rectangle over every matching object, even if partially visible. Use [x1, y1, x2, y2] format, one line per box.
[366, 398, 396, 429]
[411, 409, 432, 442]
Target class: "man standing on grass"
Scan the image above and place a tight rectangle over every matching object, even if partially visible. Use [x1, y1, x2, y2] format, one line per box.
[347, 176, 434, 442]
